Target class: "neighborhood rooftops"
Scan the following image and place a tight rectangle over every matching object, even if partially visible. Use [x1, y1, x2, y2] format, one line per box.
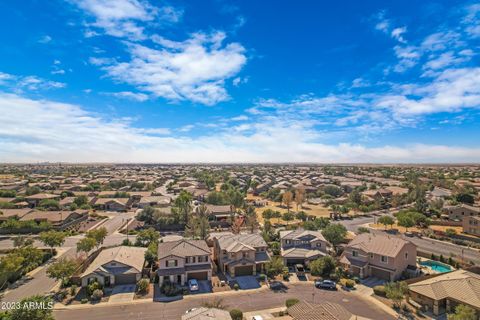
[287, 300, 355, 320]
[280, 228, 327, 243]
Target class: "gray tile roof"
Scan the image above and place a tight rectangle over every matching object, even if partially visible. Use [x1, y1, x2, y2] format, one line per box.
[82, 246, 147, 277]
[216, 233, 267, 252]
[346, 233, 414, 258]
[280, 228, 327, 242]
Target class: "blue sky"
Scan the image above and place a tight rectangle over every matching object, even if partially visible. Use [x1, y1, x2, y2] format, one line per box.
[1, 0, 480, 163]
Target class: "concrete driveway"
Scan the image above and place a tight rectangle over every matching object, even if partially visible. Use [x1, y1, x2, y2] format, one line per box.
[235, 276, 260, 290]
[109, 284, 136, 303]
[190, 280, 212, 294]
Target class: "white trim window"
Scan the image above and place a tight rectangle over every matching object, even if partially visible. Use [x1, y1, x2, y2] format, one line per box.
[381, 256, 388, 263]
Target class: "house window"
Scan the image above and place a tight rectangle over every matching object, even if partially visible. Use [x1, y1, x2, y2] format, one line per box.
[381, 256, 388, 263]
[352, 250, 358, 257]
[166, 260, 178, 267]
[198, 256, 203, 263]
[370, 253, 374, 259]
[205, 255, 209, 261]
[243, 252, 247, 258]
[316, 243, 321, 248]
[405, 252, 408, 260]
[186, 257, 190, 263]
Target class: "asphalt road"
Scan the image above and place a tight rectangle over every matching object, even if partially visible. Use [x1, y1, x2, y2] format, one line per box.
[54, 283, 395, 320]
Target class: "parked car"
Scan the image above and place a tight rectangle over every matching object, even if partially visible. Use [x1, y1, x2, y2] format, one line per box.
[188, 279, 199, 292]
[294, 264, 305, 276]
[314, 279, 337, 290]
[185, 308, 197, 314]
[251, 316, 264, 320]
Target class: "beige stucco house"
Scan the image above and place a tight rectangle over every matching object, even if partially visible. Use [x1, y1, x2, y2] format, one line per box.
[340, 233, 417, 281]
[213, 233, 270, 276]
[156, 239, 212, 286]
[408, 269, 480, 316]
[81, 246, 146, 287]
[279, 228, 329, 266]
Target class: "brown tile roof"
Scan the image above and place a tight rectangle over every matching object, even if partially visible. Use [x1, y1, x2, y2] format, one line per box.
[409, 270, 480, 308]
[82, 246, 147, 277]
[157, 239, 210, 259]
[287, 301, 354, 320]
[346, 233, 414, 258]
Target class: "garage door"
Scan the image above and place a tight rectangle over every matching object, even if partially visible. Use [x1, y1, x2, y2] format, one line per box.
[370, 267, 391, 280]
[115, 273, 137, 285]
[286, 259, 304, 266]
[235, 265, 253, 276]
[187, 271, 208, 280]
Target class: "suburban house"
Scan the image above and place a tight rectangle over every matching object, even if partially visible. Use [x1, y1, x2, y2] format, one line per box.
[137, 195, 171, 208]
[20, 210, 88, 230]
[286, 300, 362, 320]
[156, 239, 212, 286]
[205, 204, 234, 221]
[25, 193, 60, 208]
[427, 187, 453, 201]
[463, 215, 480, 236]
[340, 233, 417, 281]
[444, 204, 480, 220]
[279, 228, 329, 266]
[0, 208, 33, 221]
[81, 246, 147, 287]
[181, 307, 232, 320]
[408, 269, 480, 316]
[213, 233, 270, 276]
[93, 198, 130, 211]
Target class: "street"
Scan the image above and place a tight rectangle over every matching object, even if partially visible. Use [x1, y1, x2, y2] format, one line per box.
[54, 283, 394, 320]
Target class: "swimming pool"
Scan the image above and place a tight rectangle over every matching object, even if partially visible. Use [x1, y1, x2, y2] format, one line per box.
[420, 260, 452, 273]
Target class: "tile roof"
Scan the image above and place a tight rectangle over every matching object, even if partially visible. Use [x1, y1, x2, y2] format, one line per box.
[287, 301, 354, 320]
[181, 307, 231, 320]
[216, 233, 267, 252]
[82, 246, 147, 277]
[409, 270, 480, 308]
[282, 247, 326, 259]
[157, 239, 210, 259]
[280, 228, 327, 242]
[346, 233, 414, 258]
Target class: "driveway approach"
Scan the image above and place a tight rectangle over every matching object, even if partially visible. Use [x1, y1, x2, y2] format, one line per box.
[54, 283, 395, 320]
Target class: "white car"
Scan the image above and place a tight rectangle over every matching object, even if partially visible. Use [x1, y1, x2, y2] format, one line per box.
[188, 279, 199, 291]
[185, 308, 197, 314]
[252, 316, 264, 320]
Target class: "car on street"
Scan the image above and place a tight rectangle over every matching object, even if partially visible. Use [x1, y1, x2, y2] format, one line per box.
[185, 308, 197, 314]
[314, 279, 337, 290]
[188, 279, 199, 292]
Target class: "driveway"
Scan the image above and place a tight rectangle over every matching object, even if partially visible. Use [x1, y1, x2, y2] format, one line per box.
[360, 277, 386, 288]
[190, 280, 212, 294]
[108, 284, 136, 303]
[235, 276, 261, 290]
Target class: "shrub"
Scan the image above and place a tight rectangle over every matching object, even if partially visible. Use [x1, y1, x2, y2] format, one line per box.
[233, 283, 239, 290]
[373, 285, 386, 297]
[137, 278, 150, 294]
[87, 281, 103, 296]
[70, 285, 77, 296]
[81, 298, 88, 304]
[230, 309, 243, 320]
[341, 279, 355, 288]
[160, 283, 182, 297]
[91, 289, 103, 301]
[286, 298, 300, 308]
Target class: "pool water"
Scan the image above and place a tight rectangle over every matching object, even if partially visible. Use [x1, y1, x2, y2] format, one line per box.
[420, 260, 452, 273]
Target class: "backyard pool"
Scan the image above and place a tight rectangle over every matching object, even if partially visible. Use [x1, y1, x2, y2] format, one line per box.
[420, 260, 452, 273]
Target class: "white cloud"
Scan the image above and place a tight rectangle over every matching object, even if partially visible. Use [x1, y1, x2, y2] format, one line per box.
[393, 45, 421, 72]
[464, 4, 480, 37]
[74, 0, 182, 40]
[104, 91, 149, 101]
[95, 31, 247, 105]
[391, 27, 407, 43]
[1, 92, 479, 163]
[38, 35, 52, 44]
[0, 72, 65, 91]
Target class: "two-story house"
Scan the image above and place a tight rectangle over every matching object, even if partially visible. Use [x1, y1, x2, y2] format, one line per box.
[213, 233, 270, 277]
[463, 215, 480, 236]
[279, 228, 329, 266]
[340, 233, 417, 281]
[156, 239, 212, 286]
[444, 204, 480, 221]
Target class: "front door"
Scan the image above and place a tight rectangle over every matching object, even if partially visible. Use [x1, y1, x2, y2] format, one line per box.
[104, 276, 111, 286]
[177, 275, 182, 284]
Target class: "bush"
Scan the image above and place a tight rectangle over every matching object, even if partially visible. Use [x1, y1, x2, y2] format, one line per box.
[233, 283, 239, 290]
[137, 278, 150, 294]
[81, 298, 88, 304]
[91, 289, 103, 301]
[160, 283, 182, 297]
[87, 281, 103, 296]
[341, 279, 355, 288]
[70, 285, 77, 296]
[286, 298, 300, 308]
[230, 309, 243, 320]
[373, 285, 386, 296]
